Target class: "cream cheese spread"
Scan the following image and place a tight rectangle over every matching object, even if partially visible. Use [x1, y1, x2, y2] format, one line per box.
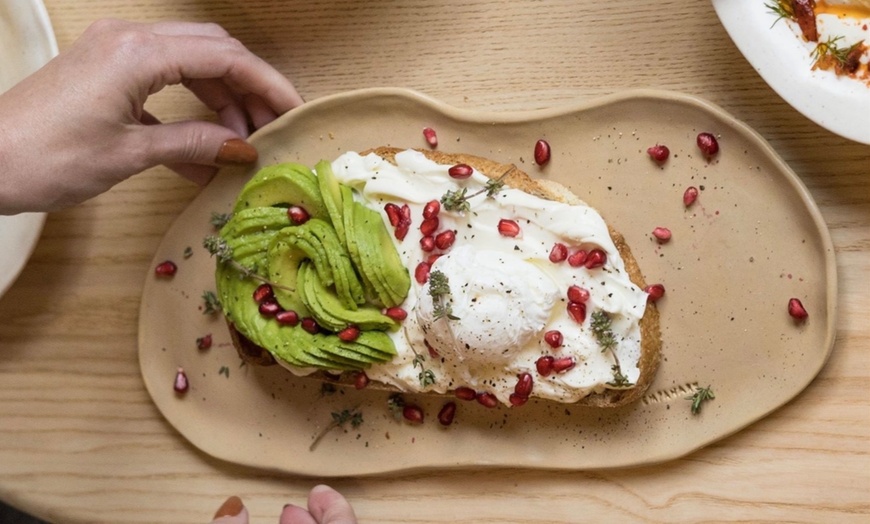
[330, 149, 649, 405]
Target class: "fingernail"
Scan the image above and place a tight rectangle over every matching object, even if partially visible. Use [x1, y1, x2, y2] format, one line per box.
[215, 139, 258, 165]
[213, 496, 244, 519]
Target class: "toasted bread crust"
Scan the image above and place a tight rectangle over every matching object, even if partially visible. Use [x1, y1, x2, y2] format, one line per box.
[228, 148, 661, 408]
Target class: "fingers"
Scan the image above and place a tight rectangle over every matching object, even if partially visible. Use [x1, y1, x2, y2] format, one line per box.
[210, 496, 250, 524]
[280, 504, 319, 524]
[151, 32, 304, 116]
[138, 120, 258, 185]
[307, 485, 358, 524]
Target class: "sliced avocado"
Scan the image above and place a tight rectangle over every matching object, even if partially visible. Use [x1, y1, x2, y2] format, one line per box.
[233, 163, 328, 220]
[304, 216, 365, 308]
[355, 331, 399, 359]
[352, 204, 410, 307]
[280, 222, 335, 287]
[315, 160, 345, 242]
[341, 186, 377, 302]
[220, 207, 290, 240]
[266, 235, 309, 316]
[298, 261, 396, 332]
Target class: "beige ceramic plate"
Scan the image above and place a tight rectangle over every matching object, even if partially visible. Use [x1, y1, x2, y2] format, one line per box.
[139, 88, 836, 476]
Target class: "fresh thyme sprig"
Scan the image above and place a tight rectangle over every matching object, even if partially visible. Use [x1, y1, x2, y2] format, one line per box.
[591, 310, 634, 388]
[387, 393, 405, 420]
[210, 212, 233, 230]
[687, 385, 715, 415]
[428, 270, 458, 321]
[412, 352, 436, 387]
[440, 165, 516, 212]
[765, 0, 794, 26]
[309, 407, 364, 451]
[590, 310, 617, 353]
[202, 291, 221, 315]
[203, 235, 295, 292]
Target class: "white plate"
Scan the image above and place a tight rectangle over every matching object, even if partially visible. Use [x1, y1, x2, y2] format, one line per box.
[0, 0, 58, 298]
[713, 0, 870, 144]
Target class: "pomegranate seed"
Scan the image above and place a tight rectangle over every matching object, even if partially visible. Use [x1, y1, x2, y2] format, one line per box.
[652, 227, 672, 243]
[585, 249, 607, 269]
[253, 283, 274, 303]
[567, 250, 587, 267]
[697, 132, 719, 157]
[434, 230, 456, 250]
[683, 186, 699, 208]
[338, 325, 361, 342]
[498, 219, 521, 237]
[644, 283, 666, 303]
[514, 372, 534, 397]
[788, 298, 809, 321]
[401, 204, 411, 222]
[424, 339, 440, 358]
[647, 144, 670, 163]
[384, 203, 402, 227]
[567, 285, 590, 303]
[154, 260, 178, 277]
[543, 330, 563, 349]
[258, 299, 282, 317]
[534, 139, 551, 166]
[394, 222, 410, 241]
[420, 235, 436, 252]
[448, 163, 473, 179]
[438, 401, 457, 426]
[301, 317, 320, 334]
[287, 205, 310, 225]
[509, 393, 529, 407]
[476, 392, 499, 408]
[454, 387, 477, 401]
[196, 334, 212, 350]
[415, 262, 431, 284]
[403, 404, 424, 424]
[549, 242, 568, 263]
[552, 356, 576, 373]
[536, 356, 555, 376]
[354, 371, 369, 390]
[383, 307, 408, 321]
[173, 368, 189, 394]
[423, 200, 441, 219]
[420, 217, 439, 236]
[426, 253, 443, 266]
[567, 301, 587, 324]
[275, 310, 300, 326]
[423, 127, 438, 148]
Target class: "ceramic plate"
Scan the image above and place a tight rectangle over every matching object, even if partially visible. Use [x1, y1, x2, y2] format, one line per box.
[0, 0, 57, 297]
[139, 88, 836, 476]
[713, 0, 870, 144]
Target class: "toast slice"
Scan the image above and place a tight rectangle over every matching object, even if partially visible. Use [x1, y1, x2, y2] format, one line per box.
[223, 148, 661, 408]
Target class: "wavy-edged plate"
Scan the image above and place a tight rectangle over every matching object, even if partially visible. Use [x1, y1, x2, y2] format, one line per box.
[0, 0, 57, 298]
[713, 0, 870, 144]
[139, 88, 836, 476]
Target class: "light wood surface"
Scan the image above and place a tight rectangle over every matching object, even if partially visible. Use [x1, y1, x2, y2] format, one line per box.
[1, 1, 868, 522]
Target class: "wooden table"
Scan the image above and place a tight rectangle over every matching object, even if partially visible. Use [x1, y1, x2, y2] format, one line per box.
[2, 1, 868, 522]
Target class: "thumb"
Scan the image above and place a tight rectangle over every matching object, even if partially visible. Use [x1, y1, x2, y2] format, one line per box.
[139, 120, 258, 185]
[307, 485, 357, 524]
[209, 496, 250, 524]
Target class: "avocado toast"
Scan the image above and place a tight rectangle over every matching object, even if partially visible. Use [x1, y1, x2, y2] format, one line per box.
[209, 148, 661, 408]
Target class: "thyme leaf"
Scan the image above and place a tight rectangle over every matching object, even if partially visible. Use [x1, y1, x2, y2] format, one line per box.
[412, 352, 437, 387]
[428, 270, 457, 321]
[687, 385, 715, 415]
[387, 393, 405, 420]
[210, 212, 233, 230]
[310, 407, 363, 451]
[203, 235, 296, 293]
[439, 165, 516, 212]
[590, 310, 617, 353]
[201, 291, 221, 315]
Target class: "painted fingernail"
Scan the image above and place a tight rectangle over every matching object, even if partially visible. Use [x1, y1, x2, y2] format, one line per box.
[215, 139, 258, 165]
[213, 496, 244, 519]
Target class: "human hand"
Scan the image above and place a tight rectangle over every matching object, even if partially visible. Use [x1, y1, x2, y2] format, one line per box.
[0, 19, 303, 214]
[209, 485, 358, 524]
